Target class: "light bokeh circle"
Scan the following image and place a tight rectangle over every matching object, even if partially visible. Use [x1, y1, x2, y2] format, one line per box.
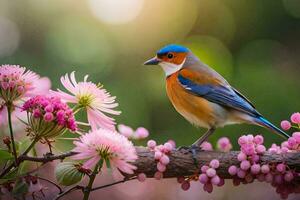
[88, 0, 144, 24]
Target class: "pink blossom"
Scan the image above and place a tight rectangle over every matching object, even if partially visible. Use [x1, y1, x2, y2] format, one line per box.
[228, 165, 237, 176]
[281, 120, 291, 130]
[71, 128, 137, 174]
[200, 141, 213, 151]
[53, 72, 120, 130]
[290, 112, 300, 124]
[217, 137, 232, 152]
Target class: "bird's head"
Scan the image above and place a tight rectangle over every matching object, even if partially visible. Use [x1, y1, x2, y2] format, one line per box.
[144, 44, 190, 76]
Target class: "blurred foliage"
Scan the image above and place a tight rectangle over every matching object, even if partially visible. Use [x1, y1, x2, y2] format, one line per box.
[0, 0, 300, 149]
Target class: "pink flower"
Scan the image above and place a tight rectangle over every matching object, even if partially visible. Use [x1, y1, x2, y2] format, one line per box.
[280, 120, 291, 130]
[71, 128, 137, 174]
[23, 95, 77, 138]
[0, 65, 50, 102]
[217, 137, 232, 152]
[53, 72, 120, 131]
[290, 112, 300, 124]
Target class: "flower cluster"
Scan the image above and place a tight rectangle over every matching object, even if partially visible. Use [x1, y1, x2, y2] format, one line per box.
[145, 140, 174, 180]
[227, 134, 298, 199]
[118, 124, 149, 140]
[71, 128, 137, 174]
[22, 95, 77, 138]
[53, 72, 120, 131]
[281, 112, 300, 130]
[0, 65, 50, 103]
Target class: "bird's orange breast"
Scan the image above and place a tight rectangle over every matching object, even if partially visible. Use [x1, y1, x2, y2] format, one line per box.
[166, 71, 215, 128]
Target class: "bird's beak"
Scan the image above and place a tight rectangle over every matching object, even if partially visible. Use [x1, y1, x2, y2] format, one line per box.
[143, 56, 160, 65]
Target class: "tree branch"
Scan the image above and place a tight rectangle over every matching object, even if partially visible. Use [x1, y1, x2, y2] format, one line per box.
[124, 147, 300, 179]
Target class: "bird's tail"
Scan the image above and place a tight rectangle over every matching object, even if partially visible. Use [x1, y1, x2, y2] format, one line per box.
[255, 116, 290, 139]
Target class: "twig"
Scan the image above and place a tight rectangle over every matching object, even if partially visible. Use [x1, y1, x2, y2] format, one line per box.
[54, 185, 84, 200]
[91, 177, 136, 191]
[18, 152, 77, 163]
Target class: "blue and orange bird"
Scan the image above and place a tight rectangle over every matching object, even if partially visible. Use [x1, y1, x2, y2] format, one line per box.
[144, 44, 290, 147]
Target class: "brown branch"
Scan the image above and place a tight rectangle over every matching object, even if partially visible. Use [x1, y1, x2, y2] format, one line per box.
[124, 147, 300, 179]
[18, 152, 76, 163]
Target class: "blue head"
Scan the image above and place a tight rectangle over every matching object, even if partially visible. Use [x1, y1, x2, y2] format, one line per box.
[144, 44, 190, 76]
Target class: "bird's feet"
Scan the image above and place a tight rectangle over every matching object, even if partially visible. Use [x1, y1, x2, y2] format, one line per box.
[177, 145, 203, 168]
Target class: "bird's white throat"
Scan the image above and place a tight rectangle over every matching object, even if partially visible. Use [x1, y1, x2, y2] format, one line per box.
[159, 58, 186, 76]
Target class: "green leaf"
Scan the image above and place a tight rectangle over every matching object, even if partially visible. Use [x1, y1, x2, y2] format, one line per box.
[105, 159, 111, 169]
[55, 162, 85, 186]
[0, 149, 14, 163]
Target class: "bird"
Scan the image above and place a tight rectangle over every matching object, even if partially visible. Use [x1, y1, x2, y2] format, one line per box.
[144, 44, 290, 147]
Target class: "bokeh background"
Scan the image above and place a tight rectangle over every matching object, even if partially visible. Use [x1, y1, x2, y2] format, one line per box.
[0, 0, 300, 199]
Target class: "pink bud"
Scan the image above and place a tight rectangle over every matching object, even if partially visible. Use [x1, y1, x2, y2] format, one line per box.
[44, 112, 54, 122]
[135, 127, 149, 139]
[217, 178, 225, 187]
[160, 155, 170, 165]
[1, 82, 9, 90]
[163, 142, 173, 152]
[209, 159, 220, 169]
[254, 135, 264, 145]
[201, 165, 209, 173]
[292, 132, 300, 143]
[181, 181, 190, 191]
[45, 105, 54, 112]
[237, 152, 247, 161]
[240, 160, 251, 171]
[154, 151, 162, 160]
[250, 164, 260, 175]
[137, 173, 147, 182]
[261, 164, 270, 174]
[211, 175, 221, 185]
[147, 140, 156, 149]
[245, 173, 254, 183]
[251, 154, 260, 163]
[228, 165, 238, 176]
[237, 169, 246, 178]
[288, 137, 297, 147]
[33, 109, 41, 118]
[154, 171, 163, 180]
[265, 173, 273, 183]
[291, 112, 300, 124]
[238, 135, 247, 145]
[256, 145, 266, 154]
[118, 124, 134, 138]
[167, 140, 176, 148]
[200, 141, 213, 151]
[257, 174, 265, 182]
[284, 171, 294, 182]
[274, 174, 283, 184]
[177, 176, 185, 183]
[157, 162, 166, 172]
[199, 173, 209, 184]
[206, 168, 216, 178]
[203, 183, 213, 193]
[276, 163, 286, 173]
[281, 120, 291, 130]
[17, 86, 25, 94]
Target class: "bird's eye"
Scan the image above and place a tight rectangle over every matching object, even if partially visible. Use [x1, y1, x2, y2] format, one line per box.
[167, 53, 174, 59]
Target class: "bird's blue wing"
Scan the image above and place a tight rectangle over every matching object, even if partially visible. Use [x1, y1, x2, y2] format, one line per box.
[178, 74, 260, 117]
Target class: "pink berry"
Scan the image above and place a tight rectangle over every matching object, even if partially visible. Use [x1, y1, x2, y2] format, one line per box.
[291, 112, 300, 124]
[217, 178, 225, 187]
[201, 165, 209, 173]
[157, 162, 166, 172]
[167, 140, 176, 148]
[238, 136, 247, 145]
[211, 175, 221, 185]
[237, 169, 246, 179]
[281, 120, 291, 130]
[137, 173, 147, 182]
[154, 171, 163, 180]
[181, 181, 190, 191]
[199, 173, 209, 184]
[200, 141, 213, 151]
[265, 173, 273, 183]
[276, 163, 286, 173]
[44, 112, 54, 122]
[228, 165, 238, 176]
[261, 164, 270, 174]
[209, 159, 220, 169]
[274, 174, 283, 184]
[135, 127, 149, 139]
[203, 183, 213, 193]
[240, 160, 251, 171]
[206, 168, 216, 178]
[256, 145, 266, 154]
[251, 154, 260, 163]
[160, 155, 170, 165]
[250, 164, 260, 175]
[237, 152, 247, 161]
[288, 137, 297, 147]
[254, 135, 264, 145]
[177, 176, 185, 183]
[147, 140, 156, 149]
[284, 172, 294, 182]
[163, 142, 173, 152]
[154, 151, 162, 160]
